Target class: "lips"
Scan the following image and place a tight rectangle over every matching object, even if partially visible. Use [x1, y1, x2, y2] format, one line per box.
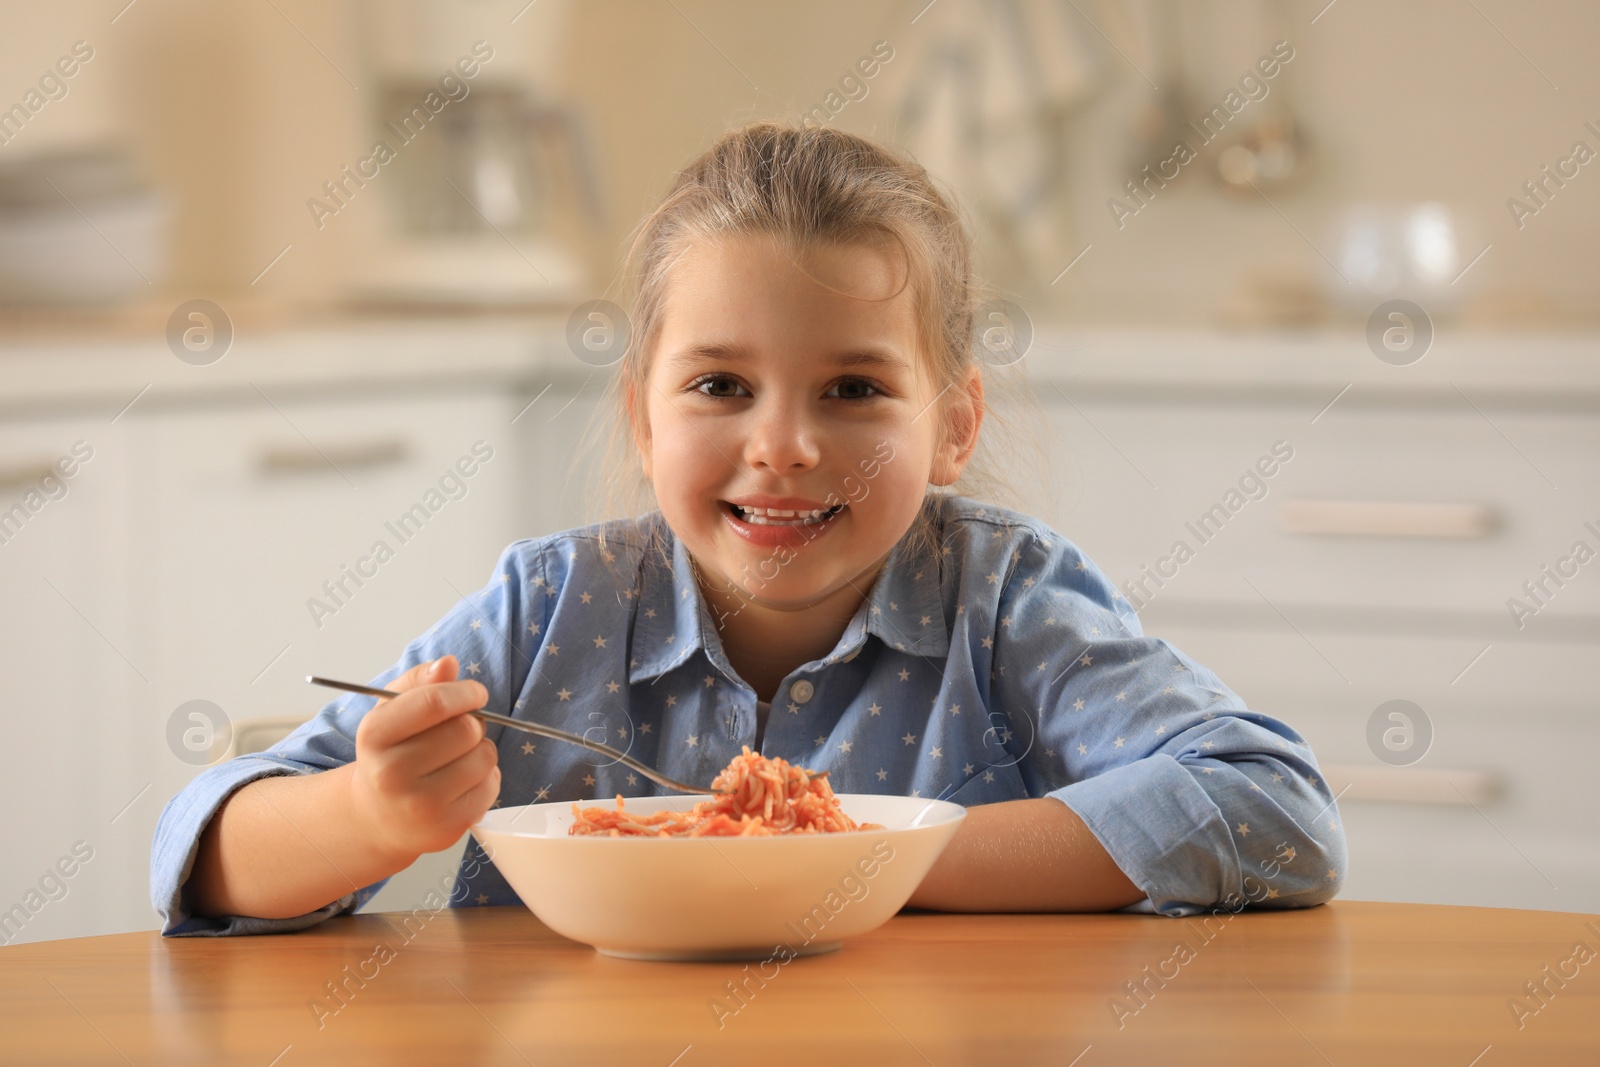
[726, 502, 844, 526]
[719, 497, 847, 547]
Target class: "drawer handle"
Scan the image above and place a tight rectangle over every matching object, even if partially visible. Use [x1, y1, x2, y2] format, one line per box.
[1322, 763, 1503, 805]
[257, 438, 410, 477]
[1279, 499, 1499, 539]
[0, 462, 62, 490]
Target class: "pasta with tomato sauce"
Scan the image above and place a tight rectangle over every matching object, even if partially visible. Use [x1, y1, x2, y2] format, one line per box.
[568, 747, 881, 837]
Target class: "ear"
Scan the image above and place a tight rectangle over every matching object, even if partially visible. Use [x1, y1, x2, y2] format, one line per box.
[928, 364, 984, 487]
[625, 378, 653, 481]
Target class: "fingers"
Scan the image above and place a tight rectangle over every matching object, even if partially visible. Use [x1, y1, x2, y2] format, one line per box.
[386, 654, 459, 694]
[385, 712, 489, 782]
[357, 661, 488, 753]
[419, 737, 501, 805]
[444, 761, 502, 828]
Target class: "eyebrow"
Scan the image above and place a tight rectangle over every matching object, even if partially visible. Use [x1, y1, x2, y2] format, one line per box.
[665, 342, 910, 372]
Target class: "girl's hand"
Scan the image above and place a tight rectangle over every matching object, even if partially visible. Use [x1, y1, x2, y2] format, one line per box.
[349, 655, 501, 860]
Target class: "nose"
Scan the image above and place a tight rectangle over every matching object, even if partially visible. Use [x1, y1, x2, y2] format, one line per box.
[742, 396, 821, 474]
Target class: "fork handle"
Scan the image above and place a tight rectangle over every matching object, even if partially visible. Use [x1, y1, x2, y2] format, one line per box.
[306, 675, 710, 795]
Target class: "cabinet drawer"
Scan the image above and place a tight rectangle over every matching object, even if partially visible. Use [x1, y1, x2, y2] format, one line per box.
[1148, 622, 1600, 913]
[1039, 399, 1600, 625]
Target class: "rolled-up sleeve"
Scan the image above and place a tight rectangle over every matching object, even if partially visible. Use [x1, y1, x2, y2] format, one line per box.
[151, 539, 544, 936]
[991, 528, 1348, 917]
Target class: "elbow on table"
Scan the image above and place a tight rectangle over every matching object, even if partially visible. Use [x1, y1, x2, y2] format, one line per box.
[1254, 813, 1348, 909]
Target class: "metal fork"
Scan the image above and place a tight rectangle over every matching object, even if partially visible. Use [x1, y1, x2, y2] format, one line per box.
[306, 675, 719, 796]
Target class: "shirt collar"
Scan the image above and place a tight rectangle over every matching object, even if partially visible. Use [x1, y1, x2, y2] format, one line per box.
[627, 511, 949, 686]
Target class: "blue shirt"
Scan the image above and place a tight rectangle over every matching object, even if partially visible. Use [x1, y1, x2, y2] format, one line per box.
[152, 494, 1347, 935]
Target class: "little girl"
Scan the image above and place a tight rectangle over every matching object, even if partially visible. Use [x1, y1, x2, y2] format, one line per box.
[153, 122, 1345, 935]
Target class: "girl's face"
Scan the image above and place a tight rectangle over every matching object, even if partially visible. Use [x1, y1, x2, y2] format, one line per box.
[633, 233, 981, 615]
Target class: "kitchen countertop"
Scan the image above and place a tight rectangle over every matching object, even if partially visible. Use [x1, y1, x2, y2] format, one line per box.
[2, 313, 1598, 417]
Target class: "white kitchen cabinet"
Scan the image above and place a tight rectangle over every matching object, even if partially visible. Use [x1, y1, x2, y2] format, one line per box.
[1, 385, 525, 943]
[0, 415, 144, 945]
[1032, 388, 1600, 914]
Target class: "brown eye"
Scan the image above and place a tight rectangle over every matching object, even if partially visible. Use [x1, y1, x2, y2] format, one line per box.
[827, 377, 881, 401]
[691, 374, 749, 399]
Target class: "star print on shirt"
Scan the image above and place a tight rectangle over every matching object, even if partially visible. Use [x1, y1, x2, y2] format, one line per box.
[902, 733, 917, 745]
[155, 499, 1346, 927]
[556, 688, 572, 701]
[685, 735, 698, 747]
[466, 661, 481, 675]
[583, 774, 596, 786]
[1236, 823, 1251, 836]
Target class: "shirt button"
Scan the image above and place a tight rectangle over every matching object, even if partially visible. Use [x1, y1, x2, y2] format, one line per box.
[789, 679, 815, 704]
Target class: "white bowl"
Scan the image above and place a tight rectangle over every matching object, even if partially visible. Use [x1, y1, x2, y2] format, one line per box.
[472, 793, 967, 960]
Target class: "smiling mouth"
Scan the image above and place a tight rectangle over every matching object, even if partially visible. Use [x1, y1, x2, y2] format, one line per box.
[723, 502, 846, 527]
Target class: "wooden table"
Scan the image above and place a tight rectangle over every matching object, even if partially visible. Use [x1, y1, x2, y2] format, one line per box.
[2, 902, 1597, 1065]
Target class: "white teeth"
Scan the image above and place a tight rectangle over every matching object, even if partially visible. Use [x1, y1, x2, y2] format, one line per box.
[731, 504, 842, 526]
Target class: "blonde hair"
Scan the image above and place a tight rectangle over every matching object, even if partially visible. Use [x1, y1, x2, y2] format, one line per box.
[585, 119, 1044, 575]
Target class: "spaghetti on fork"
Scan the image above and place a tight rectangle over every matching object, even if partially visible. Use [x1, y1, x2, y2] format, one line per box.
[568, 747, 880, 837]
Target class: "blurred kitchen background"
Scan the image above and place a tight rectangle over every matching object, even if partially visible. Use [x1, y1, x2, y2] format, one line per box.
[2, 0, 1597, 944]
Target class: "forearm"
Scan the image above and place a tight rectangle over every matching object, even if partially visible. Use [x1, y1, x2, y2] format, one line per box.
[906, 797, 1144, 912]
[188, 763, 417, 921]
